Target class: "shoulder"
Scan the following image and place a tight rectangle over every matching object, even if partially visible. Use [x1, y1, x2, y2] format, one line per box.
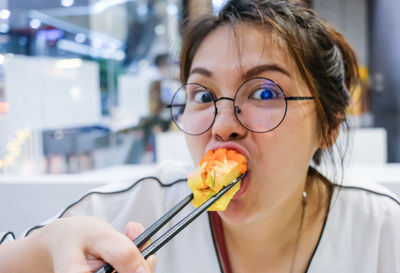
[24, 160, 195, 236]
[310, 178, 400, 272]
[328, 177, 400, 233]
[307, 178, 400, 273]
[332, 178, 400, 220]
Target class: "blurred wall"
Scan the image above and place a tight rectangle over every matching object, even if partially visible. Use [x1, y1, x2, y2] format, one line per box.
[369, 0, 400, 162]
[313, 0, 368, 66]
[4, 56, 101, 131]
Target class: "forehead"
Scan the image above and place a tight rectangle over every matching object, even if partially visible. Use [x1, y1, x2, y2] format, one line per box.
[189, 23, 298, 80]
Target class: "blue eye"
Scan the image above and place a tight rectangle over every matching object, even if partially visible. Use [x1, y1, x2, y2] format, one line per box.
[194, 91, 213, 103]
[252, 88, 276, 100]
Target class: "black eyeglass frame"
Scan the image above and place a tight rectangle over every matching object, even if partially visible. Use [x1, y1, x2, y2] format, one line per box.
[167, 77, 314, 136]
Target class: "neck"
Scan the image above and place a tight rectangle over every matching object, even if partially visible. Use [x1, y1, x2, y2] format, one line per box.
[223, 191, 305, 260]
[221, 176, 330, 273]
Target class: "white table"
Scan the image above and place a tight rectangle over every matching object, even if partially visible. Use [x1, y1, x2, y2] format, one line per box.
[345, 164, 400, 198]
[0, 164, 155, 237]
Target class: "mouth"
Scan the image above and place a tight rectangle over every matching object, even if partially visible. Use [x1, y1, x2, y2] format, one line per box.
[232, 172, 250, 199]
[207, 143, 251, 199]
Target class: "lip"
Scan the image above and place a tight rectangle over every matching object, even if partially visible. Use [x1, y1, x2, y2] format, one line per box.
[233, 172, 250, 198]
[206, 142, 251, 199]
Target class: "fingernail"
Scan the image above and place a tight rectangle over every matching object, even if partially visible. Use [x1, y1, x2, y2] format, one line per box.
[130, 224, 145, 239]
[136, 266, 147, 273]
[134, 223, 145, 234]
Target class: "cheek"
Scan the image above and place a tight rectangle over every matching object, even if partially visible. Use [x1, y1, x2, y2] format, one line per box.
[281, 107, 320, 162]
[254, 107, 319, 170]
[185, 134, 209, 164]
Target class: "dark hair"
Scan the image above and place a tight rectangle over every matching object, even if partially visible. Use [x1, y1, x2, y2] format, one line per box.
[179, 0, 359, 184]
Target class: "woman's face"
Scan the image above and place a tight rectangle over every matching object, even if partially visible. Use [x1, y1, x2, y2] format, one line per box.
[185, 24, 320, 224]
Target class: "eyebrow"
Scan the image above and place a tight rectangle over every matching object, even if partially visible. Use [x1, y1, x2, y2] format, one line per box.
[243, 64, 291, 80]
[189, 67, 212, 78]
[189, 64, 291, 80]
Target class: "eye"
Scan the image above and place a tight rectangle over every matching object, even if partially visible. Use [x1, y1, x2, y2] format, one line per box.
[252, 88, 278, 100]
[193, 90, 213, 103]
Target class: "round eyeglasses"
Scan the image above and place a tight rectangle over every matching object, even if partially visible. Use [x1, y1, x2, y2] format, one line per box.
[168, 77, 314, 135]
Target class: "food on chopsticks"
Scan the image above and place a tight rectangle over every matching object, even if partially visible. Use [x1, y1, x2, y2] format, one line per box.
[187, 148, 247, 211]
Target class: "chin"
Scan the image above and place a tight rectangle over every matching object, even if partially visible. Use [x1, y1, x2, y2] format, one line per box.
[216, 199, 255, 226]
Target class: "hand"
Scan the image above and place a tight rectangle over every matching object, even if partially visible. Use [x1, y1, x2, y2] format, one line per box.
[41, 216, 157, 273]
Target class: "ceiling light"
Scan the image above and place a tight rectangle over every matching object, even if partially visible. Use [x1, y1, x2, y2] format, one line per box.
[74, 33, 86, 43]
[0, 9, 10, 20]
[29, 19, 41, 29]
[61, 0, 74, 7]
[155, 25, 165, 36]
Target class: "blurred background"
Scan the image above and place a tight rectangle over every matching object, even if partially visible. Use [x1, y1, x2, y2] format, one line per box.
[0, 0, 190, 174]
[0, 0, 399, 175]
[0, 0, 399, 235]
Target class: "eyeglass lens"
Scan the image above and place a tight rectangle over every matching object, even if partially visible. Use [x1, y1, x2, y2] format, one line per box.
[170, 78, 288, 135]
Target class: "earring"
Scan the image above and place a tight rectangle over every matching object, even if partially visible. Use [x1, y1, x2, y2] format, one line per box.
[302, 191, 307, 206]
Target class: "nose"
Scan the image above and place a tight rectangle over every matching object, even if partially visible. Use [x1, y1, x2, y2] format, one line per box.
[211, 98, 247, 141]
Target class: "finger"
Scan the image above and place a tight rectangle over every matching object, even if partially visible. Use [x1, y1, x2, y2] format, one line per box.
[125, 222, 152, 250]
[85, 253, 107, 272]
[125, 221, 145, 241]
[146, 255, 158, 273]
[91, 231, 151, 273]
[87, 260, 105, 272]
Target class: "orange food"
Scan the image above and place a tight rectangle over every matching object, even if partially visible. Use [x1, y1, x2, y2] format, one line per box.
[187, 148, 247, 211]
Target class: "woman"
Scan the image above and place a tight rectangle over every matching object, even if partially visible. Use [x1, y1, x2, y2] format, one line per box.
[1, 1, 399, 272]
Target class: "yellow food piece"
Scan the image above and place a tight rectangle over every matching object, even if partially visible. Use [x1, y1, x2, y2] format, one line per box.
[187, 148, 247, 211]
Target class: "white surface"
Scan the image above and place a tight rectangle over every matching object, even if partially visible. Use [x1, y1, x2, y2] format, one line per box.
[346, 164, 400, 191]
[155, 131, 193, 163]
[352, 164, 400, 183]
[4, 55, 101, 131]
[329, 127, 388, 171]
[118, 73, 152, 121]
[0, 164, 156, 237]
[348, 128, 387, 165]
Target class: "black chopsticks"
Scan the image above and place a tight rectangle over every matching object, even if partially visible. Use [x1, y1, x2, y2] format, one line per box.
[95, 173, 246, 273]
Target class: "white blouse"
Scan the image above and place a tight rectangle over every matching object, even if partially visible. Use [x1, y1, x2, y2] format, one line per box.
[2, 160, 400, 272]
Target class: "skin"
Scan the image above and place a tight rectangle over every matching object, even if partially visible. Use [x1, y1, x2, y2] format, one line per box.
[0, 217, 157, 273]
[185, 24, 331, 273]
